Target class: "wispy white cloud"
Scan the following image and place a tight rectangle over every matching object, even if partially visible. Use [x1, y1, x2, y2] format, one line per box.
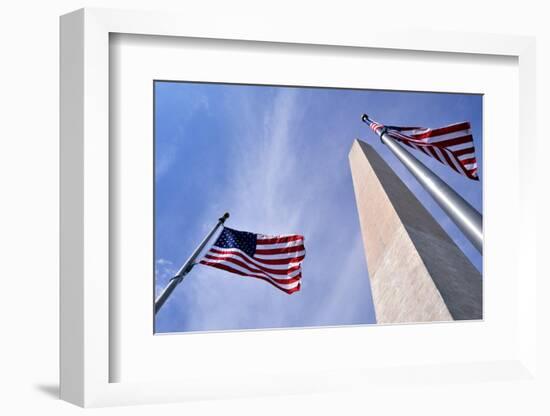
[154, 258, 176, 297]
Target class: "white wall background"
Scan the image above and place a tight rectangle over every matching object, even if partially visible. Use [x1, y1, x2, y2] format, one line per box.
[0, 0, 548, 414]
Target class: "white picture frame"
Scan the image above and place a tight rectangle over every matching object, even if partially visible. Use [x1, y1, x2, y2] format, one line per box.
[60, 8, 538, 407]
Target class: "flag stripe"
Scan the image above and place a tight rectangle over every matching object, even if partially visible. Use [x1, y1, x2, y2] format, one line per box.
[428, 146, 441, 162]
[460, 157, 476, 165]
[447, 141, 475, 152]
[200, 257, 301, 284]
[412, 129, 472, 143]
[255, 242, 304, 251]
[256, 235, 304, 244]
[210, 247, 304, 268]
[255, 245, 305, 255]
[410, 122, 471, 139]
[454, 147, 476, 157]
[429, 135, 473, 149]
[254, 251, 306, 260]
[440, 148, 460, 172]
[254, 240, 304, 250]
[199, 261, 301, 294]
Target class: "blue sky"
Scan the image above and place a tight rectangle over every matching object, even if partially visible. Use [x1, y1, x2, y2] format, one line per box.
[154, 81, 482, 333]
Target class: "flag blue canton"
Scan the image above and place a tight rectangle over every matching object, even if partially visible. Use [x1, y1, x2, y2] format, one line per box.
[213, 227, 257, 257]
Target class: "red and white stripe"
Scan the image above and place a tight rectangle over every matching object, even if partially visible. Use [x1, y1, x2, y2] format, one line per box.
[373, 121, 479, 180]
[199, 234, 305, 294]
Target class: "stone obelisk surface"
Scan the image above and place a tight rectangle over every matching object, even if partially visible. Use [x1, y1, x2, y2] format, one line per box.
[349, 140, 482, 323]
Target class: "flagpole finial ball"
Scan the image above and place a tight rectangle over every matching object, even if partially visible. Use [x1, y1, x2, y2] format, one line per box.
[361, 114, 369, 122]
[220, 212, 230, 223]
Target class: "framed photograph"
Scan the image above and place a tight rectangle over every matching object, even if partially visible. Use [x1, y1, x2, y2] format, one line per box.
[60, 8, 537, 407]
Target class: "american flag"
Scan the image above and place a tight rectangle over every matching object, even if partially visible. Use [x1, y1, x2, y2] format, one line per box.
[364, 116, 479, 180]
[199, 227, 305, 294]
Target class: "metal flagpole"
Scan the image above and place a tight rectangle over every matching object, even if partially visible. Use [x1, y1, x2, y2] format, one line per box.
[361, 114, 483, 253]
[154, 212, 230, 314]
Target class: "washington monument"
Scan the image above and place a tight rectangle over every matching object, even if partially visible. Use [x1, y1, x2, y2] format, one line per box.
[349, 139, 482, 324]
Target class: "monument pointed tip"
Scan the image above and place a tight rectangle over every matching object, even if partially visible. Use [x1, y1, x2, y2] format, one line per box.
[349, 139, 366, 156]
